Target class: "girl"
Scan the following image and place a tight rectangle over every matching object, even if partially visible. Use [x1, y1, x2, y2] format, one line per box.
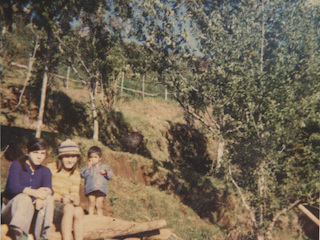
[1, 138, 54, 240]
[80, 146, 113, 216]
[47, 139, 83, 240]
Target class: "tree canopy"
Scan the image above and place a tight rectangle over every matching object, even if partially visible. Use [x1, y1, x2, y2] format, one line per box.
[1, 0, 319, 239]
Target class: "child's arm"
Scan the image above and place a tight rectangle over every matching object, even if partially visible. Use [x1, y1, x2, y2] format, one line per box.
[80, 164, 93, 178]
[101, 165, 114, 180]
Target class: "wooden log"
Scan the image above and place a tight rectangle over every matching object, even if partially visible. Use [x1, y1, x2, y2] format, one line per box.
[297, 204, 320, 226]
[3, 216, 167, 240]
[82, 215, 167, 239]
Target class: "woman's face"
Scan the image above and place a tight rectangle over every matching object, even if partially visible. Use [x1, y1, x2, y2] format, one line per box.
[28, 149, 47, 166]
[61, 155, 78, 170]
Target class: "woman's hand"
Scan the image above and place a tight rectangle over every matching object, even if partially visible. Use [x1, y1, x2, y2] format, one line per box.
[24, 187, 51, 200]
[34, 198, 46, 210]
[62, 195, 80, 206]
[62, 195, 72, 204]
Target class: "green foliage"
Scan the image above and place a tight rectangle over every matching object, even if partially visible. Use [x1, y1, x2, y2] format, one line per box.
[136, 0, 320, 237]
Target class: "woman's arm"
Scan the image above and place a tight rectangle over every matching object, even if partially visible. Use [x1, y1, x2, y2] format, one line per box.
[42, 167, 53, 194]
[69, 172, 81, 206]
[6, 161, 24, 195]
[23, 187, 51, 199]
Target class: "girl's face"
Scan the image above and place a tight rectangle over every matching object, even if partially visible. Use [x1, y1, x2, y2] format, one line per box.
[28, 149, 47, 167]
[61, 155, 78, 170]
[89, 152, 101, 166]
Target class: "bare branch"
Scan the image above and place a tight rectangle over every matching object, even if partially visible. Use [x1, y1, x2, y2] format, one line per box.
[265, 200, 300, 239]
[10, 36, 39, 112]
[175, 96, 218, 133]
[229, 166, 258, 228]
[0, 145, 9, 158]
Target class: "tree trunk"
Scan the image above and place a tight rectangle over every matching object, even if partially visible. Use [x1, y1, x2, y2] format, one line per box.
[35, 69, 49, 138]
[35, 32, 52, 138]
[215, 140, 225, 172]
[89, 84, 99, 141]
[2, 216, 167, 240]
[82, 216, 167, 239]
[260, 0, 265, 73]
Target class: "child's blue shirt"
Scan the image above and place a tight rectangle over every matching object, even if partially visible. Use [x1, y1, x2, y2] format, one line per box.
[80, 162, 113, 195]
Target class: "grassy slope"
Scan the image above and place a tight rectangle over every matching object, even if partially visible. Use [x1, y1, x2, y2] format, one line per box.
[1, 67, 310, 240]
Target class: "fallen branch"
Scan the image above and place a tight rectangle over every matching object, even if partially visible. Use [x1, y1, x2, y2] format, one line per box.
[9, 62, 28, 69]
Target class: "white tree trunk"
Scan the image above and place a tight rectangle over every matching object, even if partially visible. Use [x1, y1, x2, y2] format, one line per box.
[89, 85, 99, 141]
[35, 65, 49, 138]
[216, 140, 225, 172]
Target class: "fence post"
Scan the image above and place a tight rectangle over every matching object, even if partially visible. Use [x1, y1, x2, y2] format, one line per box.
[121, 71, 124, 95]
[66, 65, 70, 89]
[165, 87, 167, 101]
[142, 74, 145, 100]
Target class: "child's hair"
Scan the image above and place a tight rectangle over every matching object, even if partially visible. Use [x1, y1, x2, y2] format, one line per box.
[20, 138, 48, 171]
[88, 146, 102, 157]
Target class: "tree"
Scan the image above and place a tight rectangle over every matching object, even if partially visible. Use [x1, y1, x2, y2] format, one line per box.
[56, 2, 129, 141]
[16, 0, 104, 137]
[133, 0, 319, 238]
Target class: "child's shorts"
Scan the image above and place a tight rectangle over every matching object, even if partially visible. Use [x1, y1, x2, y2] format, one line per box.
[85, 190, 106, 197]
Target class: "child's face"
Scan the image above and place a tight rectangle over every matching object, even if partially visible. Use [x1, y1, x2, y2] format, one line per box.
[28, 149, 47, 166]
[89, 152, 101, 165]
[61, 155, 78, 170]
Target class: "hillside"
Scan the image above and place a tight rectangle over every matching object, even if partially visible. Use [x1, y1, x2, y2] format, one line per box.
[1, 66, 317, 240]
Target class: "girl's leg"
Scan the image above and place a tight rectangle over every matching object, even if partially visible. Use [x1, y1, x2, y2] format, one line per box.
[34, 196, 54, 240]
[73, 206, 84, 240]
[2, 194, 35, 236]
[95, 196, 104, 216]
[88, 194, 96, 215]
[61, 203, 75, 240]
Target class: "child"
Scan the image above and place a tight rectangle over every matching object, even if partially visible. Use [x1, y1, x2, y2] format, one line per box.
[1, 138, 54, 240]
[47, 139, 83, 240]
[80, 146, 113, 216]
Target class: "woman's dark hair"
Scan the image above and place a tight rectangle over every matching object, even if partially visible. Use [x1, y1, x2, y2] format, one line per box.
[19, 138, 48, 171]
[87, 146, 102, 157]
[56, 156, 80, 175]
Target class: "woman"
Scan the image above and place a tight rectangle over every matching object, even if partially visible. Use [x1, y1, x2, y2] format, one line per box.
[1, 138, 54, 240]
[47, 139, 83, 240]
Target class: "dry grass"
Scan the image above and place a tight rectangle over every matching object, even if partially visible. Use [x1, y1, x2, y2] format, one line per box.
[1, 66, 312, 240]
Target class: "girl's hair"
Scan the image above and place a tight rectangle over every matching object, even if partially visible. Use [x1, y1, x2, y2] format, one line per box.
[88, 146, 102, 157]
[56, 155, 80, 175]
[19, 138, 48, 171]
